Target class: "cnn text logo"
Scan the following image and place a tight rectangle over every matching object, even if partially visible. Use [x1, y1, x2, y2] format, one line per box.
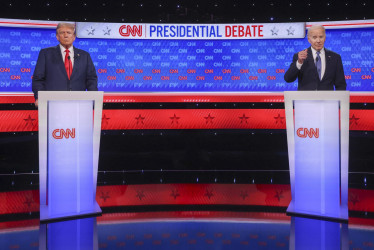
[119, 25, 142, 37]
[296, 128, 319, 138]
[52, 128, 75, 139]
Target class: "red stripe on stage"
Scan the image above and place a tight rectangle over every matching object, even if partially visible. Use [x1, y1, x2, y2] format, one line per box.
[0, 190, 39, 214]
[0, 111, 38, 132]
[101, 109, 286, 130]
[96, 184, 291, 207]
[0, 184, 374, 216]
[0, 184, 290, 215]
[1, 93, 374, 104]
[350, 95, 374, 103]
[0, 109, 374, 132]
[0, 94, 35, 104]
[349, 110, 374, 131]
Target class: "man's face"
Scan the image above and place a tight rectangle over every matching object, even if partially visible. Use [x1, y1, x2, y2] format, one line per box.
[308, 28, 326, 51]
[56, 26, 76, 48]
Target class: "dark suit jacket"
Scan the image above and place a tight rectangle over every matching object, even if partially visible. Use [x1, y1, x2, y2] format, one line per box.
[284, 47, 346, 90]
[32, 45, 98, 99]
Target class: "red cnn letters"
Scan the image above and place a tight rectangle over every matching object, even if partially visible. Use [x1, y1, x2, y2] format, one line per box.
[296, 128, 319, 138]
[52, 128, 75, 139]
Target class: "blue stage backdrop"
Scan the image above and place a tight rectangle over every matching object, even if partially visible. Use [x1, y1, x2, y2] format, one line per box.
[0, 24, 373, 92]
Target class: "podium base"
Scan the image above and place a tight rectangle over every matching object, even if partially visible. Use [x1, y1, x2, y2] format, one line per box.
[40, 202, 102, 223]
[286, 201, 348, 223]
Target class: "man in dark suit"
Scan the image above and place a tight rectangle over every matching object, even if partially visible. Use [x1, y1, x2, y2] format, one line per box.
[284, 25, 346, 90]
[32, 22, 98, 106]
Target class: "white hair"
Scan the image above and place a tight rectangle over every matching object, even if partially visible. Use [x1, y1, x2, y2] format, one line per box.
[307, 25, 326, 37]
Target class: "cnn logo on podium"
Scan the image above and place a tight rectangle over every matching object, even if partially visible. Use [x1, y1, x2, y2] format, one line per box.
[296, 128, 319, 138]
[52, 128, 76, 139]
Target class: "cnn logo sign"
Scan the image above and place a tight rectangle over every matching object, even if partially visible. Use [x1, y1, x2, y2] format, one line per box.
[52, 128, 75, 139]
[296, 128, 319, 138]
[119, 25, 142, 37]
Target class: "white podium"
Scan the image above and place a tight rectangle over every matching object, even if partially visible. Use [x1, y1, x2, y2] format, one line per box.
[284, 91, 349, 222]
[38, 91, 103, 222]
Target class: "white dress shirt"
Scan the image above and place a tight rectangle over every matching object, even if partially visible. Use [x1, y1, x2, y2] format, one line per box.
[296, 47, 326, 80]
[59, 44, 74, 68]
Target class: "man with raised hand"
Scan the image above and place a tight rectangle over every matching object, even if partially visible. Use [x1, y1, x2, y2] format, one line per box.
[284, 25, 346, 91]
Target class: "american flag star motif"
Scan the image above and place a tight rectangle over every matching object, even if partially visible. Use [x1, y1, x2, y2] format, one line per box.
[170, 114, 180, 124]
[350, 114, 360, 125]
[136, 190, 145, 200]
[135, 114, 145, 125]
[274, 113, 285, 124]
[24, 115, 36, 127]
[100, 191, 110, 202]
[204, 113, 215, 124]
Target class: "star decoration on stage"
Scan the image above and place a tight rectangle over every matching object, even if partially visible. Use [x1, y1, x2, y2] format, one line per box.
[350, 114, 360, 125]
[135, 241, 145, 246]
[287, 26, 295, 36]
[240, 190, 249, 200]
[204, 113, 215, 124]
[103, 26, 111, 35]
[170, 114, 180, 124]
[23, 115, 36, 127]
[100, 191, 110, 202]
[204, 189, 214, 199]
[170, 189, 180, 199]
[215, 233, 223, 238]
[197, 232, 206, 237]
[170, 240, 179, 245]
[136, 190, 145, 200]
[239, 114, 249, 124]
[135, 114, 145, 125]
[117, 242, 126, 247]
[23, 196, 34, 208]
[126, 235, 135, 240]
[274, 113, 285, 124]
[86, 26, 95, 35]
[101, 114, 110, 126]
[349, 194, 360, 206]
[271, 27, 279, 36]
[205, 239, 214, 244]
[274, 190, 284, 201]
[188, 239, 197, 245]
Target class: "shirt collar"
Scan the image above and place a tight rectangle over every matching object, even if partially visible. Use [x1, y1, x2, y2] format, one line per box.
[59, 44, 73, 53]
[311, 47, 325, 56]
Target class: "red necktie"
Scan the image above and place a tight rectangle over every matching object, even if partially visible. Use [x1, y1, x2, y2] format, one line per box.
[64, 49, 72, 79]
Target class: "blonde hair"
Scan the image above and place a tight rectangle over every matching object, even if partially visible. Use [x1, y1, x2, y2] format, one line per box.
[56, 23, 75, 34]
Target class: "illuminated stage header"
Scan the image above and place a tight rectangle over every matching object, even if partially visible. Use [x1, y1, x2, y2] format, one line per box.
[76, 22, 306, 40]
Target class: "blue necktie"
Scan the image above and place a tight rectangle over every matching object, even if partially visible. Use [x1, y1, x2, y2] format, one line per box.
[316, 51, 321, 80]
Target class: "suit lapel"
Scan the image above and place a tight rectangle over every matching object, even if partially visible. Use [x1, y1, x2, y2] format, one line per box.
[55, 45, 69, 79]
[307, 47, 320, 81]
[71, 47, 80, 79]
[323, 49, 332, 81]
